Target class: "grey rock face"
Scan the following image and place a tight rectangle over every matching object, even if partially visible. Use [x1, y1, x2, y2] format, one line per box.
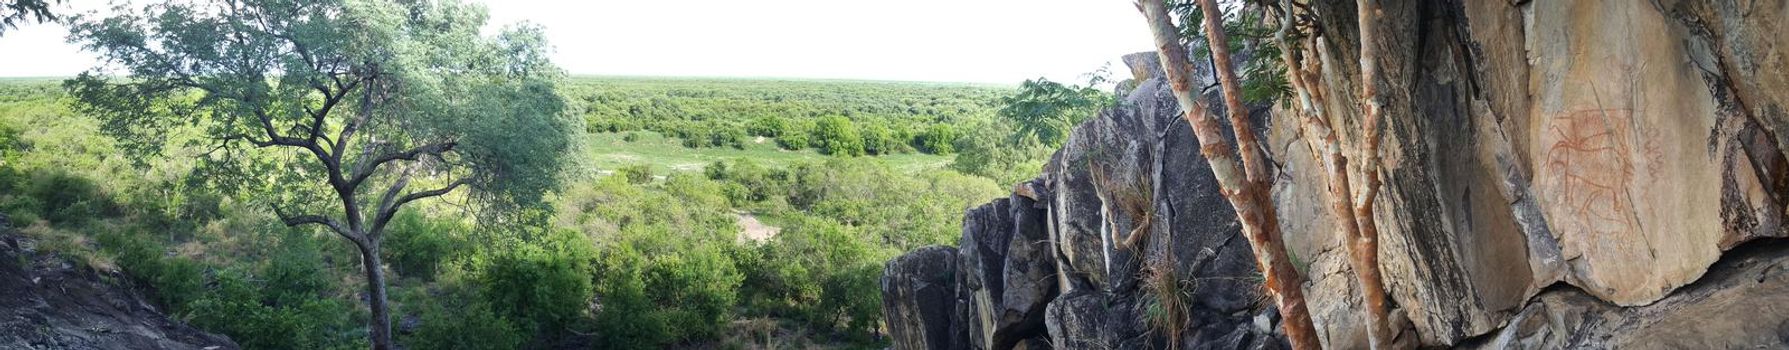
[882, 245, 961, 350]
[0, 220, 239, 350]
[884, 1, 1789, 348]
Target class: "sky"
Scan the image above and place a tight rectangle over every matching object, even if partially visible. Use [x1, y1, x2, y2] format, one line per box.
[0, 0, 1157, 85]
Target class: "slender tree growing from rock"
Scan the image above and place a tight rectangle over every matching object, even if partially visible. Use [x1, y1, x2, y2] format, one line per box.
[1138, 0, 1321, 348]
[1267, 0, 1398, 347]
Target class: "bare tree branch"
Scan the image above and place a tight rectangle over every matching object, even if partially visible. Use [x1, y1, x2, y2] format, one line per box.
[272, 205, 363, 245]
[368, 177, 468, 238]
[345, 141, 456, 189]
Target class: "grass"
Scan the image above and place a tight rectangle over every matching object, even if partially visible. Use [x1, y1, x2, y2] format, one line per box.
[582, 131, 954, 175]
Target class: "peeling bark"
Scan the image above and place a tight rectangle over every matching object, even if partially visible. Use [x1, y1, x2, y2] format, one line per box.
[1140, 1, 1321, 348]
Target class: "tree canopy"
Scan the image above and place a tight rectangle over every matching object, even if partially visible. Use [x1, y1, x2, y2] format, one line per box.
[63, 0, 576, 347]
[996, 78, 1109, 148]
[0, 0, 58, 35]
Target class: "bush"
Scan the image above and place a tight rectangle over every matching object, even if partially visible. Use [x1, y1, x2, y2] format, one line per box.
[383, 211, 468, 280]
[747, 115, 786, 137]
[477, 229, 596, 335]
[621, 132, 640, 142]
[185, 268, 359, 350]
[593, 227, 744, 348]
[25, 170, 111, 225]
[740, 215, 879, 334]
[617, 164, 653, 185]
[402, 300, 525, 350]
[915, 124, 956, 154]
[811, 115, 863, 156]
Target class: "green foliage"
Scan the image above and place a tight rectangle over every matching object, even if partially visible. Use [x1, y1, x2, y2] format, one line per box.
[1169, 0, 1291, 105]
[617, 164, 654, 184]
[811, 115, 865, 157]
[23, 169, 112, 225]
[475, 229, 597, 335]
[568, 78, 1005, 155]
[65, 0, 576, 215]
[382, 210, 469, 280]
[915, 124, 957, 155]
[185, 267, 360, 350]
[0, 0, 59, 35]
[997, 78, 1110, 147]
[593, 229, 743, 348]
[739, 215, 879, 335]
[950, 120, 1051, 186]
[402, 300, 525, 350]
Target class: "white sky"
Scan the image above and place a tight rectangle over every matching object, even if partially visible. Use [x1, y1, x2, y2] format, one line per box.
[0, 0, 1155, 85]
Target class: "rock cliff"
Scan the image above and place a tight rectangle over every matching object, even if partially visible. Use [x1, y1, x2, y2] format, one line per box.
[881, 0, 1789, 349]
[0, 216, 238, 350]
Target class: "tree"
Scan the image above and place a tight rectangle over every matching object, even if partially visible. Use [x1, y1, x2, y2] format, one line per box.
[65, 1, 576, 348]
[996, 78, 1109, 148]
[1138, 0, 1321, 348]
[1261, 0, 1398, 347]
[0, 0, 58, 35]
[812, 115, 864, 156]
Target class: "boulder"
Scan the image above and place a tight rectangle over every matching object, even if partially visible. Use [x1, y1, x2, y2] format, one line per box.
[881, 245, 962, 350]
[959, 199, 1012, 349]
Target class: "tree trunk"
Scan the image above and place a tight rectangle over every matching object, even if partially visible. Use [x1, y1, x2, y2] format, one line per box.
[1271, 1, 1397, 348]
[359, 240, 394, 350]
[1350, 0, 1394, 348]
[1139, 1, 1322, 349]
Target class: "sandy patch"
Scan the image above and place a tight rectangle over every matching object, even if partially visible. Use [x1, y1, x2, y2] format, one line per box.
[735, 211, 780, 244]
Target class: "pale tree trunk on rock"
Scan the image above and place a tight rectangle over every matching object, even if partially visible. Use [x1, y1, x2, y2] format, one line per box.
[1269, 0, 1396, 348]
[1139, 1, 1321, 348]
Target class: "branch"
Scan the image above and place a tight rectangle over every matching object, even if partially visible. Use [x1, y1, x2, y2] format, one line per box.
[368, 178, 469, 238]
[272, 205, 363, 245]
[345, 141, 457, 189]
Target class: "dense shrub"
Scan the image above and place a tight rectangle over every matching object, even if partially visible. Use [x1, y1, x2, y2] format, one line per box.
[25, 170, 112, 225]
[915, 124, 956, 154]
[185, 268, 359, 350]
[383, 211, 468, 280]
[593, 227, 744, 348]
[739, 215, 880, 334]
[617, 164, 653, 184]
[811, 115, 864, 156]
[476, 229, 597, 335]
[403, 300, 525, 350]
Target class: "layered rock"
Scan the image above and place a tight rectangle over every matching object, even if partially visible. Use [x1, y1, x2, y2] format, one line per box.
[883, 0, 1789, 348]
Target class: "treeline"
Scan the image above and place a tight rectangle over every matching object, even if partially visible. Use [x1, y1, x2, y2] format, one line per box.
[568, 78, 1005, 155]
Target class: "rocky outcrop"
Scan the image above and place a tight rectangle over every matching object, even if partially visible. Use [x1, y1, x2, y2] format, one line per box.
[0, 218, 238, 350]
[883, 0, 1789, 348]
[882, 245, 962, 350]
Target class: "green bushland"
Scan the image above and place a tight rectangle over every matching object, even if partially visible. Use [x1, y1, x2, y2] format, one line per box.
[568, 77, 1005, 156]
[0, 74, 1039, 349]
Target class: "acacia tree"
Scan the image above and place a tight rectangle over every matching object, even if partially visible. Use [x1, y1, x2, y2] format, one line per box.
[1138, 0, 1321, 348]
[997, 78, 1110, 148]
[65, 0, 576, 348]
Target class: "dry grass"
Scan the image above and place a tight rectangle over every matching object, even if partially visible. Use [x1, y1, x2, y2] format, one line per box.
[1140, 257, 1194, 350]
[16, 220, 119, 274]
[1090, 163, 1155, 251]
